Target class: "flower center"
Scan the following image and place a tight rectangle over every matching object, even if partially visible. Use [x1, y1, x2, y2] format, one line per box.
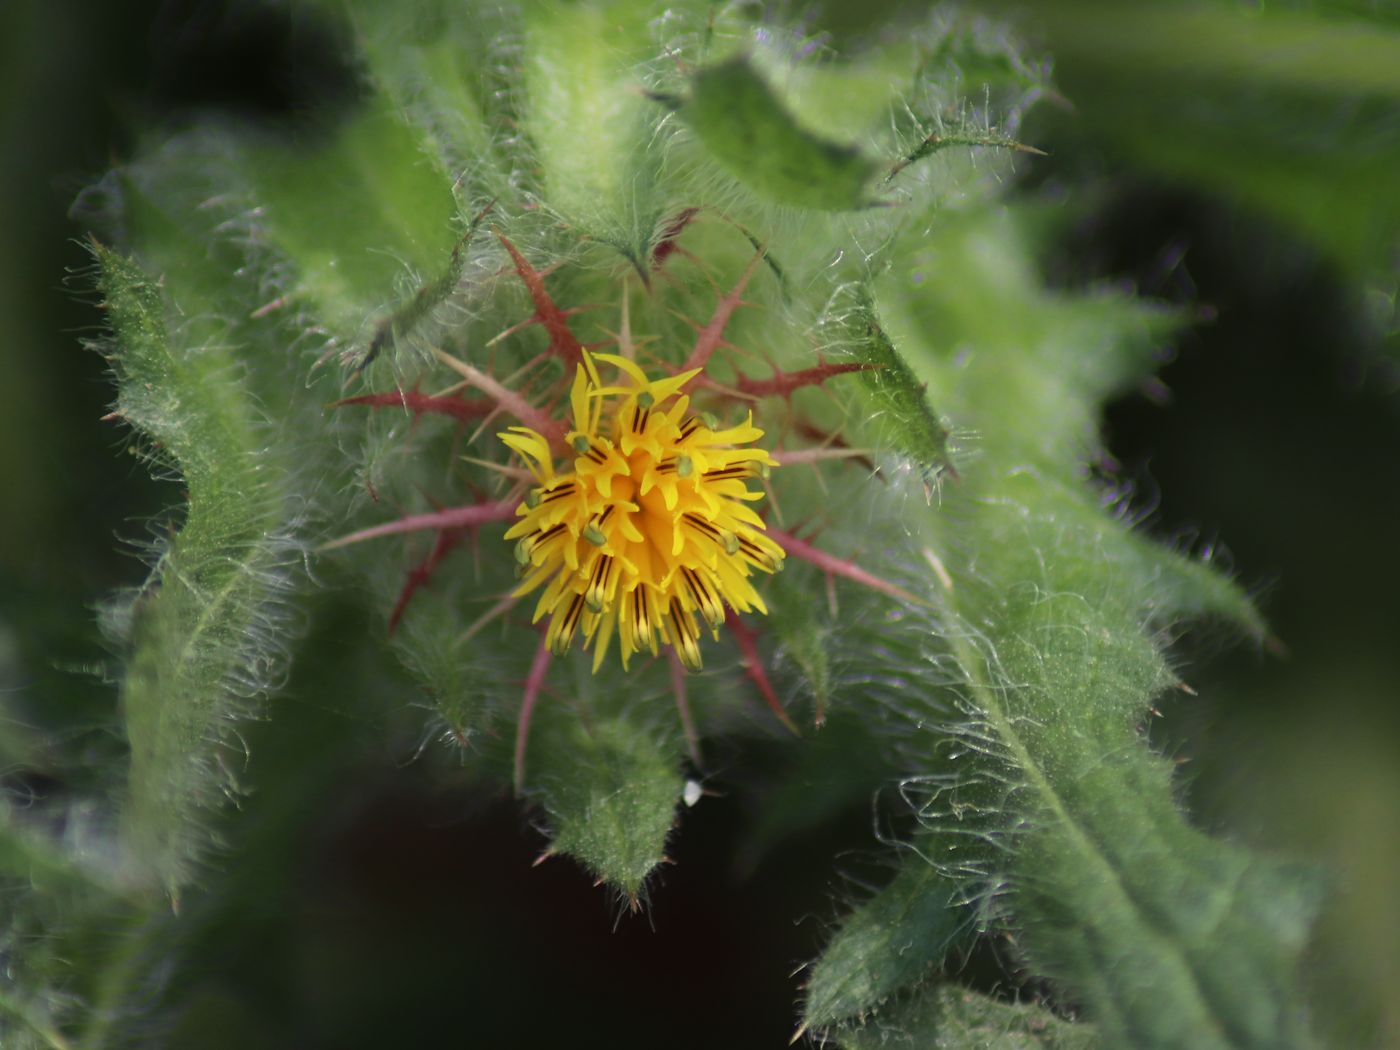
[500, 352, 783, 672]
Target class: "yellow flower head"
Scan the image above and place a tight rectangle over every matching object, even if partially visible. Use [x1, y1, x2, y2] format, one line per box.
[501, 352, 784, 671]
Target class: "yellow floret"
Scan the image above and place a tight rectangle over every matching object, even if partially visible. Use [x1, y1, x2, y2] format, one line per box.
[500, 351, 783, 671]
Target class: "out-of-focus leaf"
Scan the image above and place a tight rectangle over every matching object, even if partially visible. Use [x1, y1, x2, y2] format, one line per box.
[1020, 1, 1400, 355]
[836, 981, 1099, 1050]
[245, 97, 461, 344]
[522, 1, 662, 261]
[658, 56, 881, 211]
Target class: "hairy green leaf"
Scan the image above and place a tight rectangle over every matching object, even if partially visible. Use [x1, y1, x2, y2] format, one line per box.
[805, 860, 969, 1028]
[837, 982, 1099, 1050]
[96, 244, 296, 892]
[841, 206, 1323, 1048]
[245, 97, 462, 345]
[522, 1, 663, 261]
[534, 709, 683, 899]
[659, 55, 881, 211]
[849, 295, 957, 483]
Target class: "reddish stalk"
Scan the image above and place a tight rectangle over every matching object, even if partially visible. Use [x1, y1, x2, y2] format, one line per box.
[461, 592, 522, 643]
[388, 526, 468, 635]
[770, 528, 924, 607]
[323, 499, 518, 550]
[486, 305, 603, 350]
[679, 248, 765, 384]
[668, 650, 703, 766]
[794, 419, 880, 475]
[430, 347, 567, 449]
[771, 446, 876, 467]
[495, 231, 585, 365]
[726, 611, 799, 735]
[734, 360, 877, 400]
[514, 633, 553, 793]
[652, 207, 700, 270]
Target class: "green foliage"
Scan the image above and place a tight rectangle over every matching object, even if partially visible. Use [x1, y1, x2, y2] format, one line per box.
[8, 0, 1383, 1045]
[765, 574, 835, 719]
[95, 243, 296, 894]
[536, 712, 684, 898]
[1019, 0, 1400, 356]
[522, 1, 665, 259]
[805, 861, 968, 1028]
[654, 55, 881, 211]
[837, 983, 1101, 1050]
[793, 206, 1315, 1049]
[243, 96, 463, 345]
[848, 296, 956, 483]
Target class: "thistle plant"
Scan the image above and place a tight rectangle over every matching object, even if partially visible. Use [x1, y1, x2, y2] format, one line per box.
[1, 1, 1342, 1047]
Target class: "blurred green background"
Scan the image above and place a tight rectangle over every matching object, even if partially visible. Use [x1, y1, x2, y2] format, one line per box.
[2, 1, 1397, 1046]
